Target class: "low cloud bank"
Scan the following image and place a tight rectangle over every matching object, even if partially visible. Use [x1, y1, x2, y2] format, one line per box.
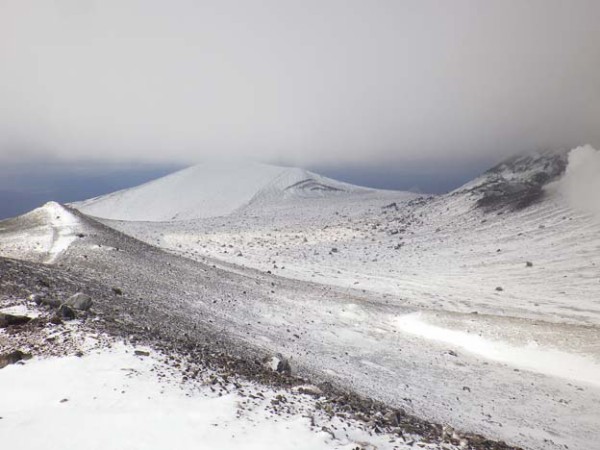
[560, 145, 600, 215]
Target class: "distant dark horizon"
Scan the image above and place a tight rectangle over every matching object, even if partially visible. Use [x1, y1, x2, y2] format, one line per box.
[0, 157, 495, 220]
[0, 162, 184, 220]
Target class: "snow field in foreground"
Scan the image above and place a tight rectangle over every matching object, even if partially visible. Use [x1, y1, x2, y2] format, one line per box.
[0, 341, 447, 450]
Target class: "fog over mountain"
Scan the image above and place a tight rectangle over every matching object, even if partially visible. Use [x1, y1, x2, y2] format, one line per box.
[1, 0, 598, 169]
[2, 4, 600, 449]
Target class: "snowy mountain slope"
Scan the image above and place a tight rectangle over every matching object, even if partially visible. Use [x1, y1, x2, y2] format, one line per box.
[106, 148, 600, 327]
[0, 206, 527, 450]
[454, 148, 570, 212]
[87, 147, 600, 450]
[1, 309, 418, 450]
[71, 161, 378, 221]
[0, 201, 81, 264]
[3, 147, 600, 450]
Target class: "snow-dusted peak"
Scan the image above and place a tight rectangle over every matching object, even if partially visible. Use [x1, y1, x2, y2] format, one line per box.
[71, 161, 374, 222]
[37, 201, 79, 226]
[454, 148, 570, 212]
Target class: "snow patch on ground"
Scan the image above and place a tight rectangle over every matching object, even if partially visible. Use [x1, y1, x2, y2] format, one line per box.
[44, 202, 79, 263]
[0, 304, 40, 318]
[0, 341, 441, 450]
[395, 313, 600, 387]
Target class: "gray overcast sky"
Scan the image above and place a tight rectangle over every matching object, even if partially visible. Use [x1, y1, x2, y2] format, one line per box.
[1, 0, 599, 168]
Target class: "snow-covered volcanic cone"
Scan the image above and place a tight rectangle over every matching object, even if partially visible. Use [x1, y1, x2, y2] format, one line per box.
[72, 161, 373, 221]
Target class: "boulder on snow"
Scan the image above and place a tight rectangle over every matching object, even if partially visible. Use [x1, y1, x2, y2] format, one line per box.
[57, 304, 76, 320]
[65, 293, 93, 311]
[0, 350, 31, 369]
[276, 356, 291, 374]
[264, 353, 292, 375]
[0, 313, 31, 328]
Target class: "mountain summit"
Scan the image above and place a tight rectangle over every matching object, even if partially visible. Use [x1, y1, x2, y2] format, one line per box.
[72, 161, 372, 221]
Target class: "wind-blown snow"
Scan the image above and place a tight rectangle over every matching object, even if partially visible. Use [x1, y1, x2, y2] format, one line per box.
[558, 145, 600, 215]
[395, 313, 600, 387]
[72, 162, 374, 221]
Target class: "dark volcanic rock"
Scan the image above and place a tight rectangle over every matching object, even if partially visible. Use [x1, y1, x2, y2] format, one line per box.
[38, 297, 62, 308]
[0, 313, 31, 328]
[65, 293, 93, 311]
[0, 350, 31, 369]
[276, 355, 292, 375]
[476, 181, 546, 211]
[467, 149, 569, 212]
[57, 304, 76, 320]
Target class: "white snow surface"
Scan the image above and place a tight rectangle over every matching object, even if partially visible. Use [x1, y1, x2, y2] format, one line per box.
[4, 149, 600, 450]
[91, 151, 600, 450]
[0, 201, 80, 263]
[72, 161, 379, 221]
[395, 312, 600, 387]
[0, 340, 441, 450]
[0, 303, 40, 318]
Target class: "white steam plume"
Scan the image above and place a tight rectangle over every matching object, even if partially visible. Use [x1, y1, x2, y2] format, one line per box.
[560, 145, 600, 215]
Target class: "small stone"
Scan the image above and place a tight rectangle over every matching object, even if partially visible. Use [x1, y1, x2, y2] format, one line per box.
[276, 357, 291, 375]
[29, 293, 45, 305]
[384, 410, 402, 427]
[49, 315, 63, 325]
[57, 304, 76, 320]
[0, 350, 31, 369]
[264, 354, 292, 375]
[294, 385, 323, 397]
